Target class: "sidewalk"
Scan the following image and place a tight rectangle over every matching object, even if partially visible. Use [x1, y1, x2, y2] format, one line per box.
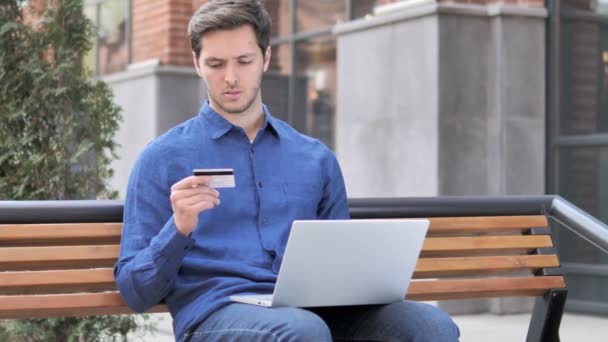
[453, 312, 608, 341]
[137, 311, 608, 341]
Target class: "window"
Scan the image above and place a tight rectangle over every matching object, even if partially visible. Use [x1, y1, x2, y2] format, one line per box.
[549, 0, 608, 226]
[600, 0, 608, 15]
[547, 0, 608, 314]
[262, 0, 393, 149]
[84, 0, 130, 76]
[294, 37, 337, 147]
[296, 1, 346, 32]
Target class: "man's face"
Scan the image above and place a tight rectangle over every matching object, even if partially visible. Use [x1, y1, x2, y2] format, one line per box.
[194, 25, 270, 116]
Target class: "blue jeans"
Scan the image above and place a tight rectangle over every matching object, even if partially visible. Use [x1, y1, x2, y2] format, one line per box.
[183, 301, 460, 341]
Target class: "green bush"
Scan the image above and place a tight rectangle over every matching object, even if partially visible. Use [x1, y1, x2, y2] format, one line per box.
[0, 0, 119, 199]
[0, 316, 152, 342]
[0, 0, 149, 340]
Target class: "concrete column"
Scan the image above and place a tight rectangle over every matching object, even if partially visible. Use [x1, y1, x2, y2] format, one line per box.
[334, 2, 547, 314]
[334, 9, 440, 197]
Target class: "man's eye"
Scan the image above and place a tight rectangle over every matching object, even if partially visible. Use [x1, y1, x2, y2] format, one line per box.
[239, 60, 252, 65]
[208, 63, 222, 68]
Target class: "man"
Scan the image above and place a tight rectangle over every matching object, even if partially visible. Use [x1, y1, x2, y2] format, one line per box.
[114, 1, 460, 341]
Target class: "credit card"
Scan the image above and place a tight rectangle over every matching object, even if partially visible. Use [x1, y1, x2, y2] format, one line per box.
[193, 168, 235, 188]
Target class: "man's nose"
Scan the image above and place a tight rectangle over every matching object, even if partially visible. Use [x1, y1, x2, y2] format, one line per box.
[224, 64, 237, 86]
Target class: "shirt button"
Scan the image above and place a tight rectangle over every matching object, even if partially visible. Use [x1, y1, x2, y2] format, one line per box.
[258, 181, 263, 188]
[262, 218, 269, 225]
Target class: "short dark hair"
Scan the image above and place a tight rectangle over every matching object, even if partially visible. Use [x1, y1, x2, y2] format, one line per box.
[188, 0, 272, 59]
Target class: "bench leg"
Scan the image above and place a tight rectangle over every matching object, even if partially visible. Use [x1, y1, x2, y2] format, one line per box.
[526, 289, 568, 342]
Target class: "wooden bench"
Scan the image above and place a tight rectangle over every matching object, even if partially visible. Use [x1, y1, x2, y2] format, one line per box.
[0, 198, 568, 341]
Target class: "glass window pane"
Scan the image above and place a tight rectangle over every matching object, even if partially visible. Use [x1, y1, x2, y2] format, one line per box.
[265, 0, 291, 38]
[296, 1, 346, 32]
[555, 146, 608, 264]
[262, 43, 291, 123]
[600, 0, 608, 15]
[294, 36, 337, 148]
[97, 0, 128, 75]
[563, 0, 597, 11]
[351, 0, 377, 19]
[558, 13, 608, 135]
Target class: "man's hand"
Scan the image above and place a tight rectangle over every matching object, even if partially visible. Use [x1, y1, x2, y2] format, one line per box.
[170, 175, 220, 236]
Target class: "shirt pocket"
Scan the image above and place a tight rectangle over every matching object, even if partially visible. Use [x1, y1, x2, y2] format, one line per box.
[283, 182, 322, 218]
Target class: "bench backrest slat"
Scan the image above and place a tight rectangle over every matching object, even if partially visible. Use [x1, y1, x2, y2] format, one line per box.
[422, 235, 553, 255]
[0, 223, 122, 246]
[0, 246, 119, 270]
[414, 255, 560, 278]
[0, 269, 116, 295]
[426, 215, 548, 233]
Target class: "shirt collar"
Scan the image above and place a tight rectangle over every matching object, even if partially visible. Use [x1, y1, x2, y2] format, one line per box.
[199, 100, 281, 140]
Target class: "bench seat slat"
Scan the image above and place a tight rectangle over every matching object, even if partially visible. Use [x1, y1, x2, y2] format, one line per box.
[0, 276, 566, 319]
[413, 255, 560, 278]
[406, 276, 566, 301]
[0, 292, 166, 319]
[0, 245, 119, 270]
[427, 215, 547, 233]
[421, 235, 553, 256]
[0, 223, 122, 246]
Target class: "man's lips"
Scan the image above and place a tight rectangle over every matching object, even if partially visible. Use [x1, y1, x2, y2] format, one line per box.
[223, 90, 241, 100]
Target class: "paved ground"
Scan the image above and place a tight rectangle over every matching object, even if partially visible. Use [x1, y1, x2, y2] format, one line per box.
[134, 311, 608, 341]
[453, 312, 608, 342]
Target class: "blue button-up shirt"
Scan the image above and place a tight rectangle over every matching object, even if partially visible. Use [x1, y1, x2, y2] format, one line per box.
[114, 101, 349, 341]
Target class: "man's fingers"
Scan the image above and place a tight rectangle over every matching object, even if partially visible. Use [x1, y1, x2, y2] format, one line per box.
[170, 175, 222, 236]
[191, 199, 219, 213]
[171, 175, 213, 191]
[170, 184, 219, 203]
[172, 196, 220, 218]
[175, 193, 220, 208]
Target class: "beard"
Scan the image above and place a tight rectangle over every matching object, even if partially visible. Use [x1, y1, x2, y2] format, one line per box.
[209, 84, 260, 115]
[208, 67, 264, 116]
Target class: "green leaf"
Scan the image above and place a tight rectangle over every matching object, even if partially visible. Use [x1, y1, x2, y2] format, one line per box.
[1, 0, 126, 337]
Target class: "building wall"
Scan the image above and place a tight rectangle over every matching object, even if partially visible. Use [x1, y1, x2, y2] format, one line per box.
[131, 0, 204, 67]
[108, 1, 547, 203]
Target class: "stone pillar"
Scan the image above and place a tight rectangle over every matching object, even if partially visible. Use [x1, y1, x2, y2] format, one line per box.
[334, 2, 547, 314]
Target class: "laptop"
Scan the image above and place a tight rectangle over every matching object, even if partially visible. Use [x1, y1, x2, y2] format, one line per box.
[230, 219, 429, 307]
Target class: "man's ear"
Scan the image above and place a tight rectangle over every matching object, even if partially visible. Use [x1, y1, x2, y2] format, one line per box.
[193, 52, 202, 77]
[263, 47, 271, 72]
